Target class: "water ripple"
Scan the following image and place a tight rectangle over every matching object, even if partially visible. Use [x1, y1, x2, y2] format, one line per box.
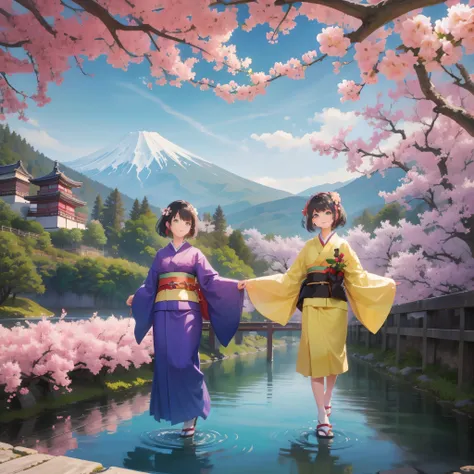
[140, 429, 254, 456]
[269, 423, 357, 452]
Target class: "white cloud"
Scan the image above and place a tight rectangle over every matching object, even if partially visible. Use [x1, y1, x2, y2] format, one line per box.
[16, 128, 95, 159]
[27, 118, 40, 127]
[254, 167, 358, 194]
[251, 107, 360, 152]
[284, 116, 290, 120]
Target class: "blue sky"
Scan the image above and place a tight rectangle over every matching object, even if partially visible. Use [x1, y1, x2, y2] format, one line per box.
[4, 3, 450, 194]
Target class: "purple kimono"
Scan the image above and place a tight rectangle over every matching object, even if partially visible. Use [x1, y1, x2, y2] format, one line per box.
[131, 242, 244, 425]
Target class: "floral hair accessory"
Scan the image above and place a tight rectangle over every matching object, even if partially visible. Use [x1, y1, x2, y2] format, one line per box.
[162, 207, 171, 216]
[329, 192, 341, 205]
[189, 205, 198, 216]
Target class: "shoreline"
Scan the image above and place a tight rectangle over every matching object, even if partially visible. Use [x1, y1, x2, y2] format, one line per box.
[348, 344, 474, 418]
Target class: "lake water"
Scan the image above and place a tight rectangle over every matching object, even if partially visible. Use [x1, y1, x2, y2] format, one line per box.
[1, 344, 473, 474]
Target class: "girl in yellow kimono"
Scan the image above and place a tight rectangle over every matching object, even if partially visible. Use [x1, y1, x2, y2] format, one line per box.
[238, 192, 396, 439]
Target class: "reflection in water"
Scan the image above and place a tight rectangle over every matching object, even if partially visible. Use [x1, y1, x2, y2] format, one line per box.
[279, 441, 352, 474]
[124, 444, 214, 474]
[0, 343, 473, 474]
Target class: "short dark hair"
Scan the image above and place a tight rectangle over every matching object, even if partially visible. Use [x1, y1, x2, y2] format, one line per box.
[156, 200, 199, 238]
[302, 192, 347, 232]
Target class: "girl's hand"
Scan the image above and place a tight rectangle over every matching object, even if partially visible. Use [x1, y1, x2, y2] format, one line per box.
[238, 280, 247, 290]
[126, 295, 134, 306]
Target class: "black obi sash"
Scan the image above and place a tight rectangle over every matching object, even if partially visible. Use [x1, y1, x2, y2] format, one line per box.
[296, 271, 347, 311]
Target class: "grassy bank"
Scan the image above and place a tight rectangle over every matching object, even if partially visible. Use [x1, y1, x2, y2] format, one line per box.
[0, 297, 54, 319]
[348, 343, 474, 416]
[0, 335, 284, 423]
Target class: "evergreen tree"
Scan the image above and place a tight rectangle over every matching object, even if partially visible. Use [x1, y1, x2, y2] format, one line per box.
[130, 199, 141, 220]
[228, 230, 252, 265]
[140, 196, 152, 216]
[212, 205, 227, 234]
[102, 188, 125, 234]
[202, 212, 212, 222]
[91, 194, 104, 222]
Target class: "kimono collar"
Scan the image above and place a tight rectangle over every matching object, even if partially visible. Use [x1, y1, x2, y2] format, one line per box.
[318, 231, 336, 247]
[169, 241, 189, 253]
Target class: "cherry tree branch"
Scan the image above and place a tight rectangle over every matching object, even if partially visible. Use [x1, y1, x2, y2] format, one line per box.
[72, 0, 209, 56]
[414, 62, 474, 138]
[0, 73, 28, 99]
[14, 0, 56, 36]
[271, 4, 294, 41]
[455, 63, 474, 95]
[212, 0, 445, 43]
[0, 39, 30, 47]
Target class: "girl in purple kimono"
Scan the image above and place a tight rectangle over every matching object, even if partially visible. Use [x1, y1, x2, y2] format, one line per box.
[126, 200, 244, 438]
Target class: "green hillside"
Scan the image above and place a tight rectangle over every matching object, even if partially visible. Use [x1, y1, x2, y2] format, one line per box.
[0, 125, 159, 217]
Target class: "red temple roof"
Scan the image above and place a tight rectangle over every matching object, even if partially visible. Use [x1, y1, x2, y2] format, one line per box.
[29, 161, 83, 188]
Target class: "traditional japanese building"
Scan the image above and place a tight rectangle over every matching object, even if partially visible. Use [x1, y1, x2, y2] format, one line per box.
[0, 160, 33, 216]
[25, 161, 87, 230]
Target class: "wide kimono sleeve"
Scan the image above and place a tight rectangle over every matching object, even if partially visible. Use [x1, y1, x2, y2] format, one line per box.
[341, 241, 396, 334]
[245, 243, 308, 326]
[131, 253, 159, 345]
[195, 250, 244, 347]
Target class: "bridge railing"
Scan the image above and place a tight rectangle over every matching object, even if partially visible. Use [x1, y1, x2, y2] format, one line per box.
[202, 321, 301, 362]
[347, 290, 474, 389]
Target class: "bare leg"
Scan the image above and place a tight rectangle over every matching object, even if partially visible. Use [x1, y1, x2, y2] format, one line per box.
[311, 377, 327, 423]
[324, 374, 338, 415]
[311, 377, 334, 438]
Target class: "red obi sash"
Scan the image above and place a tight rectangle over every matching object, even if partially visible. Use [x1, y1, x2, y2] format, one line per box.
[158, 272, 209, 321]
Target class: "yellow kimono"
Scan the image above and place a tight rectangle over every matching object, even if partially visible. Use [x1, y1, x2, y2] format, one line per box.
[246, 233, 396, 378]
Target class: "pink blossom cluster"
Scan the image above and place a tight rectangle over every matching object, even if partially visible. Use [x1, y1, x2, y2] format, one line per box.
[3, 0, 474, 116]
[312, 93, 474, 302]
[243, 229, 305, 274]
[337, 80, 362, 103]
[0, 316, 153, 395]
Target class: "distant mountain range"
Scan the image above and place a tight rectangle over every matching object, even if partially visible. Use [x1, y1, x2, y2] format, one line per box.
[297, 179, 355, 197]
[69, 131, 291, 210]
[226, 168, 405, 237]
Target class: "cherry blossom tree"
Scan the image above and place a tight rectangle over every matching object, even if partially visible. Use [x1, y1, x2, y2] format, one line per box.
[312, 93, 474, 301]
[0, 315, 154, 396]
[244, 228, 304, 274]
[2, 0, 474, 136]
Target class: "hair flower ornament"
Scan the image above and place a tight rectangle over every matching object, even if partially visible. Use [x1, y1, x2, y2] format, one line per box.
[189, 205, 198, 216]
[162, 207, 172, 216]
[329, 192, 341, 205]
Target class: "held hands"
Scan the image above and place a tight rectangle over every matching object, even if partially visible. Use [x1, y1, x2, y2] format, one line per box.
[237, 280, 247, 290]
[126, 295, 134, 306]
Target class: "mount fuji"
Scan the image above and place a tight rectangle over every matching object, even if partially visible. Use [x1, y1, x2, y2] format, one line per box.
[69, 131, 291, 210]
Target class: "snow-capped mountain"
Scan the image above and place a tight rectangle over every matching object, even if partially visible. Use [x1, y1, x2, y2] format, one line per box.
[69, 131, 290, 210]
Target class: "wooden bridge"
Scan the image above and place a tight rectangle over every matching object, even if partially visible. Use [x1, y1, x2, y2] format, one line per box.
[203, 321, 301, 362]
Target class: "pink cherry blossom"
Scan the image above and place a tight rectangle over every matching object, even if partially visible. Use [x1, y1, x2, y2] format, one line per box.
[0, 0, 473, 125]
[338, 80, 362, 102]
[317, 26, 351, 57]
